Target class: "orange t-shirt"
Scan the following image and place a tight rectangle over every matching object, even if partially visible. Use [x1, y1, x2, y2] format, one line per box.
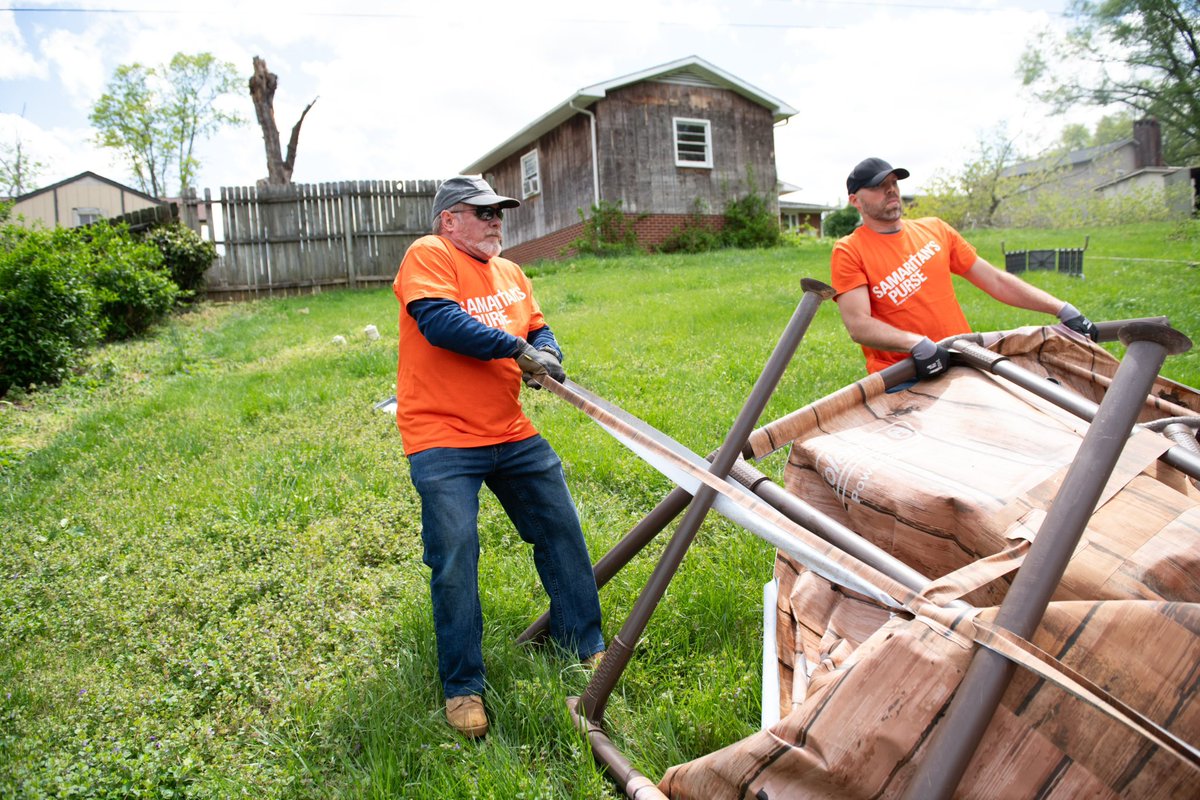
[392, 235, 544, 455]
[831, 217, 978, 373]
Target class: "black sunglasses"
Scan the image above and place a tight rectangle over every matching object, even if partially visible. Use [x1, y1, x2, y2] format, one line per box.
[452, 206, 504, 221]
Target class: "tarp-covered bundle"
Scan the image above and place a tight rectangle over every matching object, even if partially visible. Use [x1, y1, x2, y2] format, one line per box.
[659, 328, 1200, 799]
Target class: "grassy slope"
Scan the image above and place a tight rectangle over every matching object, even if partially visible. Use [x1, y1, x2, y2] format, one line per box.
[1, 221, 1197, 798]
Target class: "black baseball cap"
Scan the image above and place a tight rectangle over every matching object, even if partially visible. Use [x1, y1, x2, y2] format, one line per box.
[846, 158, 910, 195]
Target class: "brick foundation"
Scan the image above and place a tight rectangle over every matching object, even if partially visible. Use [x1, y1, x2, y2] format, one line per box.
[503, 213, 725, 265]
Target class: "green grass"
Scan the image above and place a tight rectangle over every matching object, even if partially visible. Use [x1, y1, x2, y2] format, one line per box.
[2, 221, 1198, 799]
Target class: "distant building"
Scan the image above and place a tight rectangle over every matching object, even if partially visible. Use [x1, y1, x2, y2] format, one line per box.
[9, 171, 165, 229]
[778, 181, 836, 235]
[999, 118, 1198, 223]
[461, 56, 797, 262]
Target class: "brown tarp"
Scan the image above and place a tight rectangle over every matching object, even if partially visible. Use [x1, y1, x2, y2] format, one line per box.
[659, 328, 1200, 799]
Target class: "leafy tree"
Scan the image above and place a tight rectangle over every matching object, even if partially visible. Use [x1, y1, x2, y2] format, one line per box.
[1093, 110, 1136, 144]
[1019, 0, 1200, 163]
[90, 52, 244, 197]
[907, 125, 1069, 228]
[823, 204, 860, 238]
[0, 118, 45, 198]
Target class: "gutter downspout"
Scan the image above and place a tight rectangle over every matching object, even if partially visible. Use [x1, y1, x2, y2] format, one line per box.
[570, 100, 600, 207]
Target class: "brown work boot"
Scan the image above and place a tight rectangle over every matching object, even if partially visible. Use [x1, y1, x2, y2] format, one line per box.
[582, 650, 605, 670]
[445, 694, 488, 739]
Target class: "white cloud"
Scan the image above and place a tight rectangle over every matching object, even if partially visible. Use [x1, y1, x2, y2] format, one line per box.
[3, 1, 1111, 203]
[0, 12, 47, 82]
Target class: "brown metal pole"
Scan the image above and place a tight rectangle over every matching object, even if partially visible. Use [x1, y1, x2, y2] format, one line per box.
[577, 279, 835, 725]
[516, 486, 691, 645]
[903, 322, 1192, 800]
[726, 459, 956, 605]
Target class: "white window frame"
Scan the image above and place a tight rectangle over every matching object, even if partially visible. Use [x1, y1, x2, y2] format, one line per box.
[521, 150, 541, 198]
[74, 207, 103, 227]
[674, 117, 712, 168]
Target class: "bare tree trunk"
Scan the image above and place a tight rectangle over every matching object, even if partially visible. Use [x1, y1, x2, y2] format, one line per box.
[249, 56, 316, 185]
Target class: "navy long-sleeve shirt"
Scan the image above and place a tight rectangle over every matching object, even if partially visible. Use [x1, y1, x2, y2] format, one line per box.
[406, 298, 562, 361]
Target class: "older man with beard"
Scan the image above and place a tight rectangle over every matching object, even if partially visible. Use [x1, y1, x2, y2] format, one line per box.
[392, 176, 605, 739]
[830, 157, 1099, 380]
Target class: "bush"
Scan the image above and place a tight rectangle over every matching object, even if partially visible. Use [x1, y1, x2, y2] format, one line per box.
[0, 226, 101, 395]
[565, 200, 644, 257]
[84, 225, 178, 341]
[721, 191, 781, 249]
[0, 221, 178, 396]
[657, 198, 724, 254]
[823, 204, 860, 238]
[143, 223, 215, 298]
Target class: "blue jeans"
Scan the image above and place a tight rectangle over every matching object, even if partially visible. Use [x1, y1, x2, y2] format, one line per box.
[408, 434, 605, 699]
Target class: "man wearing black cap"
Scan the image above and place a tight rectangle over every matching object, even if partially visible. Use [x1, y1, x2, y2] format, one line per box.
[392, 176, 605, 739]
[831, 157, 1098, 378]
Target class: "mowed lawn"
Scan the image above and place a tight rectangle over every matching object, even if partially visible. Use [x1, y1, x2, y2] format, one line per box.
[1, 221, 1197, 799]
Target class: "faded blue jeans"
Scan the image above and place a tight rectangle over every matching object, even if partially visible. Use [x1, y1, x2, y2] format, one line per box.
[408, 434, 605, 699]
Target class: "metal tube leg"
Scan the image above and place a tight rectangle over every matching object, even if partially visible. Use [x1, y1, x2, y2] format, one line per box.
[903, 323, 1192, 800]
[577, 280, 835, 725]
[516, 486, 692, 645]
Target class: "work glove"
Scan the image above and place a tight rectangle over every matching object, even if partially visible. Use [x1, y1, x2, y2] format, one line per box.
[1057, 302, 1100, 342]
[910, 336, 951, 381]
[513, 338, 566, 388]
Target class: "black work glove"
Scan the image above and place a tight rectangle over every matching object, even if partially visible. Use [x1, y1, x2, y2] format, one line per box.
[513, 338, 566, 388]
[1057, 302, 1099, 342]
[910, 336, 950, 381]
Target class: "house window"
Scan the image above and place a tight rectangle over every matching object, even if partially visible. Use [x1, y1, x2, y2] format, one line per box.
[74, 207, 103, 227]
[674, 118, 712, 168]
[521, 150, 541, 198]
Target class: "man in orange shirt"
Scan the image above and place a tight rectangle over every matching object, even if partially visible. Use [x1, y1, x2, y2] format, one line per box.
[393, 176, 604, 739]
[831, 157, 1098, 378]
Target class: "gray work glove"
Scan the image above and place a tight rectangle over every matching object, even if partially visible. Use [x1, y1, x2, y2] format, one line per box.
[910, 336, 950, 380]
[513, 338, 566, 388]
[1057, 302, 1099, 342]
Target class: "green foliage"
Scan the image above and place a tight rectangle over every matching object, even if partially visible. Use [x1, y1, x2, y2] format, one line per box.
[1020, 0, 1200, 163]
[657, 198, 723, 254]
[143, 223, 216, 297]
[0, 226, 101, 396]
[721, 191, 781, 249]
[84, 225, 179, 341]
[90, 52, 244, 196]
[823, 203, 861, 238]
[564, 200, 643, 257]
[0, 130, 44, 198]
[658, 189, 782, 254]
[0, 221, 177, 396]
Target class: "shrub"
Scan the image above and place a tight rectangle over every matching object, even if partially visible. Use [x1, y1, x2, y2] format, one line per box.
[657, 198, 724, 254]
[84, 225, 178, 340]
[721, 191, 780, 249]
[0, 221, 179, 396]
[565, 200, 644, 257]
[823, 204, 860, 238]
[0, 225, 101, 395]
[143, 223, 216, 298]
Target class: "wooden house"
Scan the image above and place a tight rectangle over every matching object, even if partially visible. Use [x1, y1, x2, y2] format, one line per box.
[9, 171, 164, 229]
[461, 56, 797, 262]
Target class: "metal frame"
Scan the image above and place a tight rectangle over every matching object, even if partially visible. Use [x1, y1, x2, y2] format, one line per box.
[518, 305, 1194, 799]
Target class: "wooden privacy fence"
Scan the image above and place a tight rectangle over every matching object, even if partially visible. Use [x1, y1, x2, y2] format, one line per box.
[202, 180, 440, 301]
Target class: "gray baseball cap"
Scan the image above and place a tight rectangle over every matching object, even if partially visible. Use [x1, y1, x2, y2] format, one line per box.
[432, 176, 520, 220]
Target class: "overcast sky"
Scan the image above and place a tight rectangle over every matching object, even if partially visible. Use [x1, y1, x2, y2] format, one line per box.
[2, 0, 1109, 207]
